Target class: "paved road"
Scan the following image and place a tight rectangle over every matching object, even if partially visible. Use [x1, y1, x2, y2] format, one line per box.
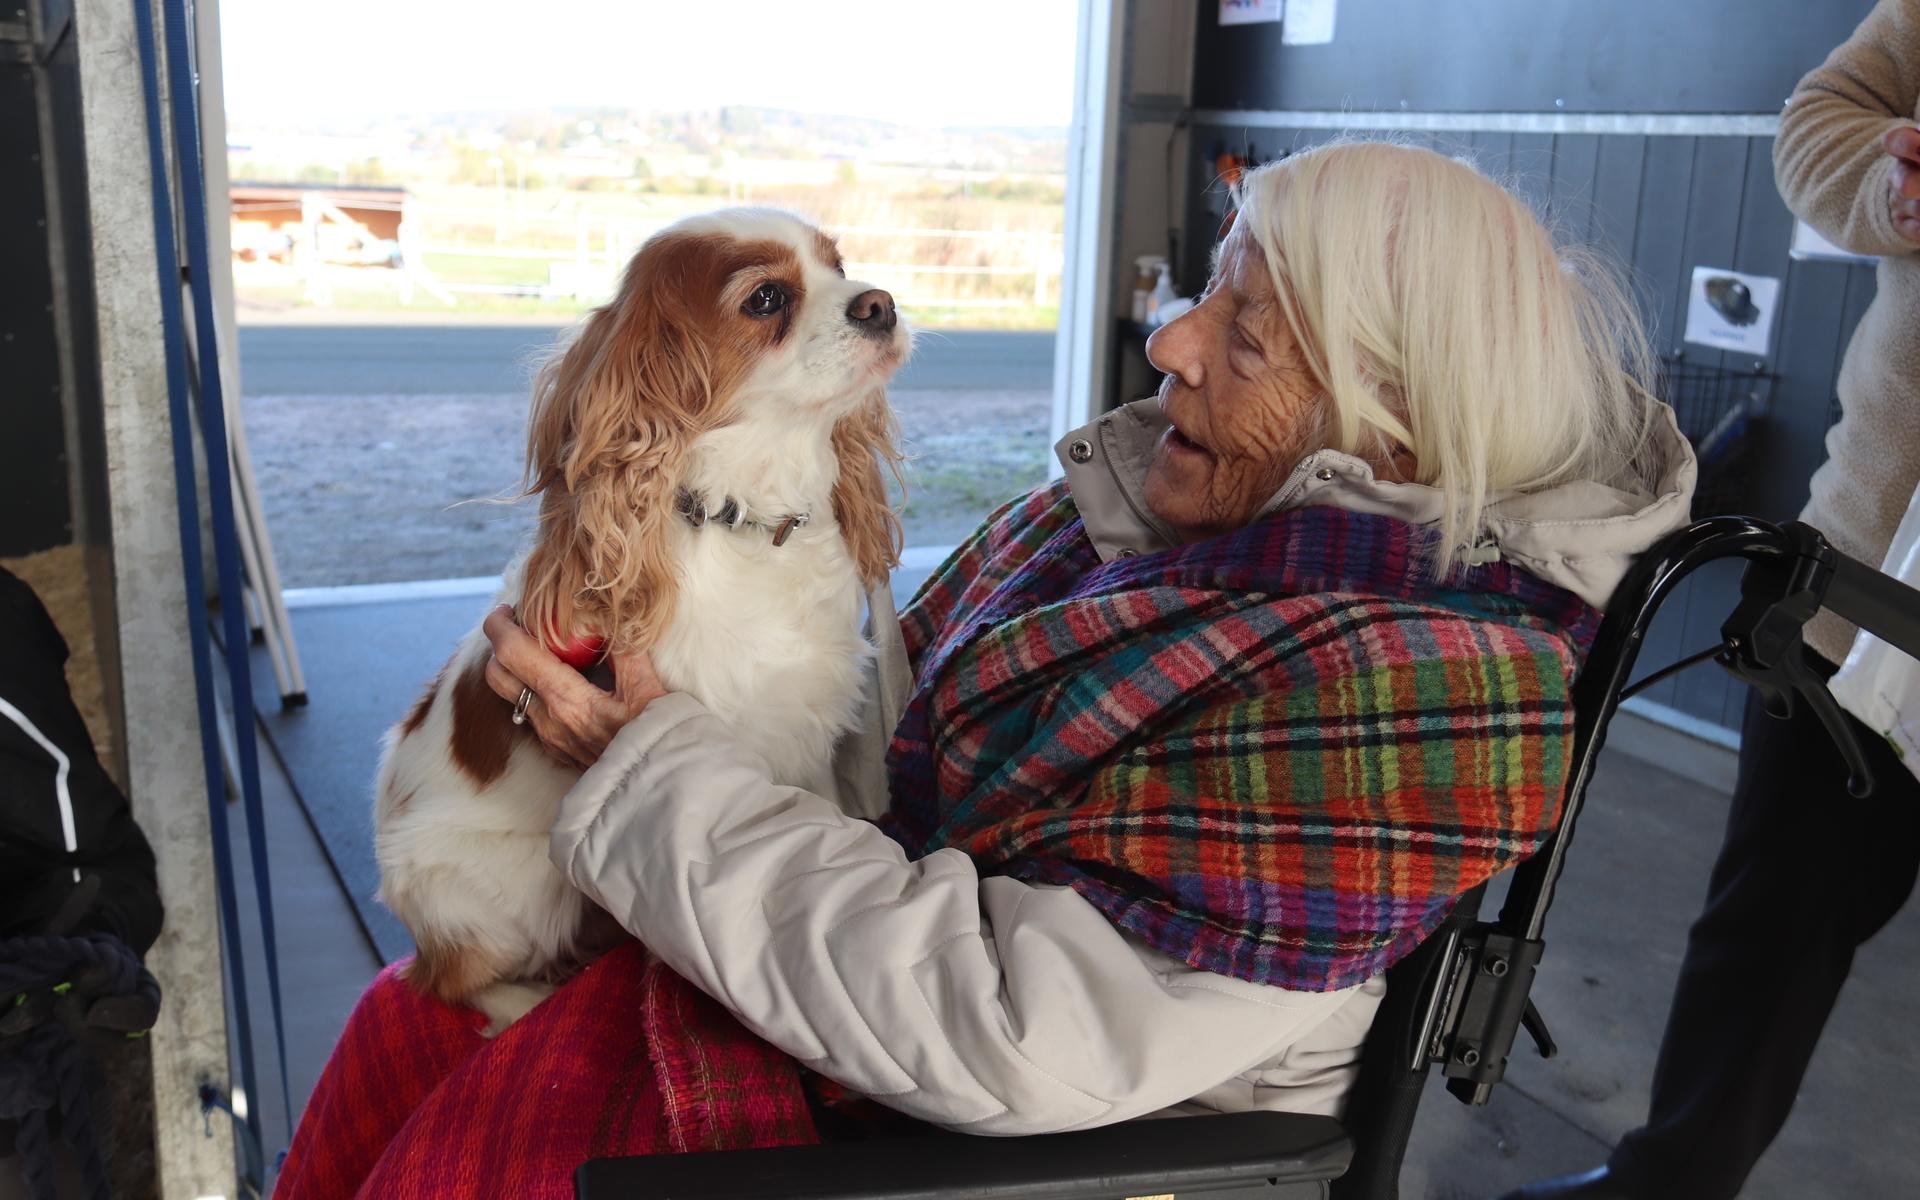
[237, 324, 1055, 395]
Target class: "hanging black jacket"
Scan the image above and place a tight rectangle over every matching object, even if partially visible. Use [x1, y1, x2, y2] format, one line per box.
[0, 567, 160, 954]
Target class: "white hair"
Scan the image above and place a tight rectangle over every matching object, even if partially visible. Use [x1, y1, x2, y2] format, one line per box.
[1234, 139, 1659, 575]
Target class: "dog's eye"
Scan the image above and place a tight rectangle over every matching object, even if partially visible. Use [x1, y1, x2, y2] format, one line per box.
[743, 283, 788, 317]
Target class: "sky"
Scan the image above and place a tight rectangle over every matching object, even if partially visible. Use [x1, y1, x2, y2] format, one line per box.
[219, 0, 1081, 129]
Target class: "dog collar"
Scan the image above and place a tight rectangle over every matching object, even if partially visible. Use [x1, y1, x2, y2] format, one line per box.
[674, 490, 811, 547]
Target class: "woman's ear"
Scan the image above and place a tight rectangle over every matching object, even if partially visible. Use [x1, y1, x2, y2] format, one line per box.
[830, 388, 905, 590]
[519, 275, 717, 654]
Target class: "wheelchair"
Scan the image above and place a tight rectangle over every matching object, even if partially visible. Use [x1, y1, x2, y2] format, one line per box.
[576, 516, 1920, 1199]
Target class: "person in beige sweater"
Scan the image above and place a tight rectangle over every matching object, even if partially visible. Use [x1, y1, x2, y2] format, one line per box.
[1504, 3, 1920, 1198]
[1777, 0, 1920, 664]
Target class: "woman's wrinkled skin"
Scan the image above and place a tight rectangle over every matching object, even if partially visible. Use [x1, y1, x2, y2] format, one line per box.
[482, 605, 663, 768]
[1142, 225, 1414, 543]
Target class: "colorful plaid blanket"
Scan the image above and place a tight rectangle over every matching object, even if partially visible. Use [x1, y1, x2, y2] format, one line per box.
[885, 483, 1600, 992]
[274, 942, 819, 1199]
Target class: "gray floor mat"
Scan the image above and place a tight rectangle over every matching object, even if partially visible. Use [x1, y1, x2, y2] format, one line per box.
[249, 594, 487, 963]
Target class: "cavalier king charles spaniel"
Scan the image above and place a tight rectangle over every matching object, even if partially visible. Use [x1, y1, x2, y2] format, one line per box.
[373, 209, 908, 1031]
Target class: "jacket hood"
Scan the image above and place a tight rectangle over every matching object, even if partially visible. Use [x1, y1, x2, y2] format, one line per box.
[1054, 397, 1698, 611]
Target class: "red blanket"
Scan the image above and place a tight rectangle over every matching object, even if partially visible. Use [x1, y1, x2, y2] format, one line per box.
[276, 942, 820, 1199]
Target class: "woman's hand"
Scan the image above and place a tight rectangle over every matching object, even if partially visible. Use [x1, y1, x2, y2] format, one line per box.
[1884, 125, 1920, 244]
[481, 606, 667, 770]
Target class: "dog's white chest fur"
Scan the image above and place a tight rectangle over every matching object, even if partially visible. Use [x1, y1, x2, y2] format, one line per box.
[649, 519, 871, 793]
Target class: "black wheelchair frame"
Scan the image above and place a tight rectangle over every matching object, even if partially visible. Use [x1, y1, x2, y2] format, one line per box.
[576, 516, 1920, 1200]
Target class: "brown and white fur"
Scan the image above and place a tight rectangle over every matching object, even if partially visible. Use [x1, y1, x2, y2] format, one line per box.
[373, 209, 908, 1032]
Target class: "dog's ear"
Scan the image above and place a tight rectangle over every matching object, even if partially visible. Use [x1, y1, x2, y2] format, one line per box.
[520, 239, 724, 654]
[830, 388, 905, 590]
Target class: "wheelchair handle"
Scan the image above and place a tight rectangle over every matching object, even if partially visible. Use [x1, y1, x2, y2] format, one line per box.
[1502, 516, 1797, 944]
[1825, 543, 1920, 664]
[1431, 517, 1920, 1111]
[1717, 521, 1920, 799]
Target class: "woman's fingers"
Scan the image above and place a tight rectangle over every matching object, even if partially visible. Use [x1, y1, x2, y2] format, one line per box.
[482, 655, 525, 705]
[484, 606, 598, 709]
[1884, 124, 1920, 166]
[1894, 158, 1920, 200]
[479, 606, 662, 767]
[524, 704, 589, 770]
[610, 647, 668, 718]
[1894, 182, 1920, 243]
[489, 654, 579, 761]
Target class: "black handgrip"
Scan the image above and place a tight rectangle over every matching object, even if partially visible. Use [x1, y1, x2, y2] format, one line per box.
[1823, 546, 1920, 663]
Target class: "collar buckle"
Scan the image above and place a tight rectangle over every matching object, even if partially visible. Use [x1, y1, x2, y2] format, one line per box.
[676, 490, 809, 548]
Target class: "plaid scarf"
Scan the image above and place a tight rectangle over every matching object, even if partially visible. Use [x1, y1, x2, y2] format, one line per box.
[884, 483, 1600, 992]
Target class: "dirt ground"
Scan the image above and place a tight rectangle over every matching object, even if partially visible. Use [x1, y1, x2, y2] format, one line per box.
[241, 387, 1053, 587]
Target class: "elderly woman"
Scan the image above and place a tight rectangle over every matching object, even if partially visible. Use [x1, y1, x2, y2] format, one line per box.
[277, 141, 1693, 1197]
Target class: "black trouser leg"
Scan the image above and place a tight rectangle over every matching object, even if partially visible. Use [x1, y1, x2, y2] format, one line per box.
[1608, 670, 1920, 1199]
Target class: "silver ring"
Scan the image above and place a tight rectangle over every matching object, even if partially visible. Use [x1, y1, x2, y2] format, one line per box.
[511, 686, 534, 725]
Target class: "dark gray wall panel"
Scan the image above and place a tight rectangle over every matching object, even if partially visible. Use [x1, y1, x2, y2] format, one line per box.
[1, 60, 71, 555]
[1589, 135, 1647, 266]
[1193, 1, 1876, 114]
[47, 28, 108, 557]
[1546, 133, 1600, 240]
[1507, 132, 1555, 218]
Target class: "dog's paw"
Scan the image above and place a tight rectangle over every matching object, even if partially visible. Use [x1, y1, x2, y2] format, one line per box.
[473, 980, 556, 1037]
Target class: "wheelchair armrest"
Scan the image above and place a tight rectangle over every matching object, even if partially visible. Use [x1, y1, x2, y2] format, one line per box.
[575, 1110, 1352, 1199]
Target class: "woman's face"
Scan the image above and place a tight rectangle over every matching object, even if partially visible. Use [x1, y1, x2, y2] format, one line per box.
[1141, 230, 1327, 543]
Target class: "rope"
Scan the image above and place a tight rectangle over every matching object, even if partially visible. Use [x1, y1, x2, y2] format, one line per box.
[0, 1058, 55, 1200]
[0, 935, 141, 1000]
[1, 934, 158, 1200]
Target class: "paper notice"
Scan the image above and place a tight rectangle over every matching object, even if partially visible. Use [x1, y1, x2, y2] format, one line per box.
[1283, 0, 1337, 44]
[1790, 219, 1876, 265]
[1220, 0, 1283, 27]
[1683, 266, 1781, 358]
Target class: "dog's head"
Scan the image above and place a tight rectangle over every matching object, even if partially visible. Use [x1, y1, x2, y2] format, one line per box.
[519, 209, 908, 655]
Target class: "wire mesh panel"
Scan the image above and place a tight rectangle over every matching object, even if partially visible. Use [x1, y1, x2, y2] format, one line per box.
[1657, 353, 1777, 517]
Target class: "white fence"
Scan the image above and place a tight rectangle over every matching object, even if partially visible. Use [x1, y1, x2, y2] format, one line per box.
[408, 211, 1063, 310]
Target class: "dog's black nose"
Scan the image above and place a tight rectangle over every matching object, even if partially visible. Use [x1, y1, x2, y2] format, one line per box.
[846, 289, 897, 334]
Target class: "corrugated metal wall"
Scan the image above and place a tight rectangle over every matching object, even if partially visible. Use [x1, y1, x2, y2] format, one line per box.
[1188, 1, 1869, 116]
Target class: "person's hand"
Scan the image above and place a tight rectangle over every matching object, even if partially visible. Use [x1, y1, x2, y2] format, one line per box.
[481, 606, 667, 770]
[1884, 125, 1920, 244]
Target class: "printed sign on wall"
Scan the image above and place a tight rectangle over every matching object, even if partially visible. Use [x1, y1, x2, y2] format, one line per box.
[1683, 266, 1781, 358]
[1790, 219, 1877, 265]
[1282, 0, 1338, 44]
[1220, 0, 1283, 26]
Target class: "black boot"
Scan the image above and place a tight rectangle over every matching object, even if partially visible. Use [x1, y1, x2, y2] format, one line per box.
[1495, 1165, 1637, 1200]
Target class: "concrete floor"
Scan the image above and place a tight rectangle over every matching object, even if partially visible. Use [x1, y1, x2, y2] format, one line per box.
[1399, 730, 1920, 1199]
[221, 690, 383, 1180]
[217, 599, 1920, 1198]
